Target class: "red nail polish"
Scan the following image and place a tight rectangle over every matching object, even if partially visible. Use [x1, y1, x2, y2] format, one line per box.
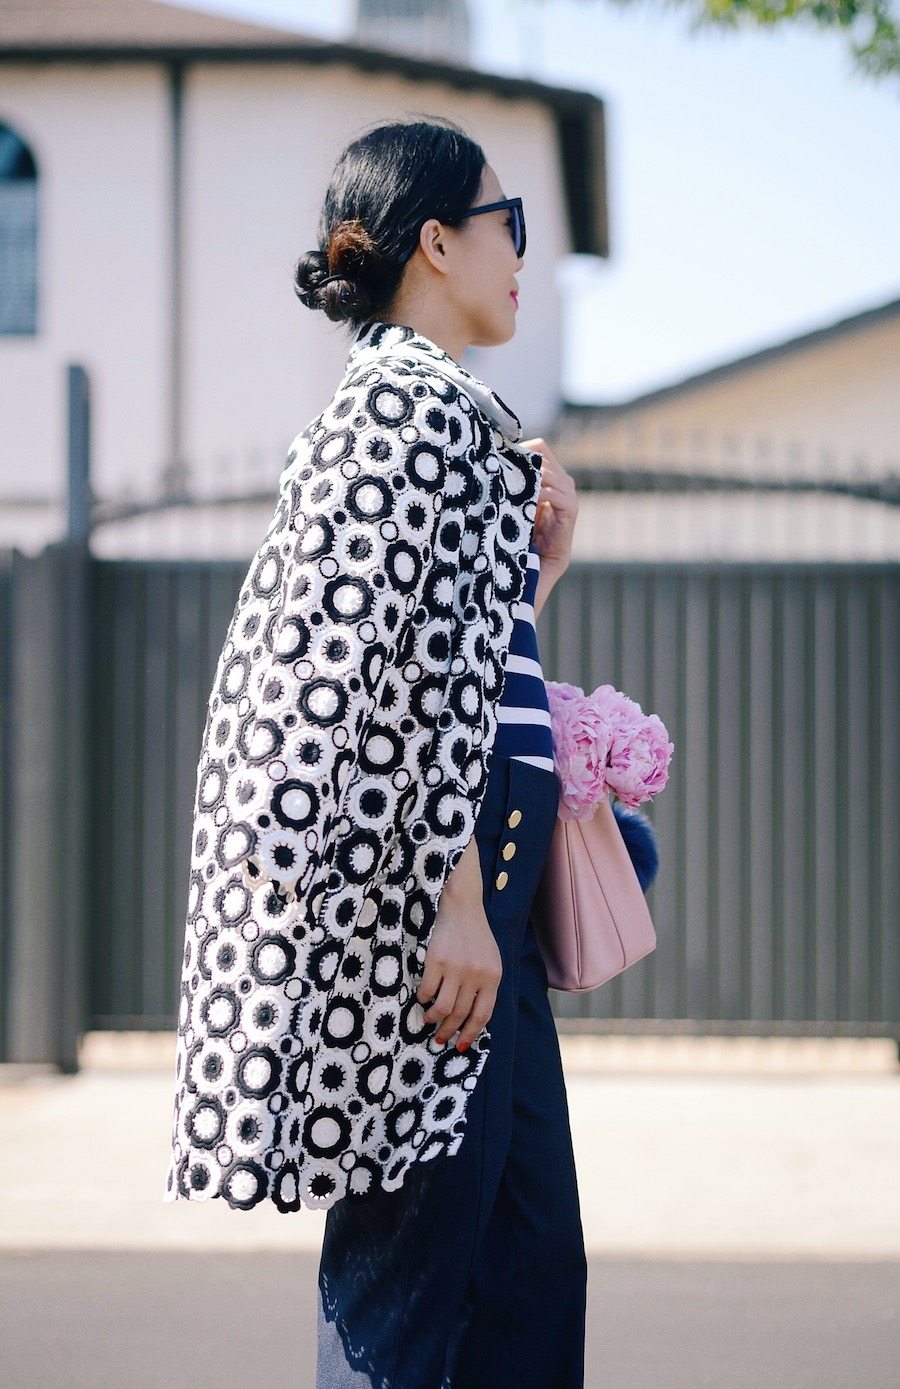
[457, 1041, 469, 1052]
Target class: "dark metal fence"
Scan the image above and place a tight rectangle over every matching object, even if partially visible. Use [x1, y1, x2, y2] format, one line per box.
[0, 548, 897, 1064]
[86, 557, 246, 1030]
[539, 562, 899, 1035]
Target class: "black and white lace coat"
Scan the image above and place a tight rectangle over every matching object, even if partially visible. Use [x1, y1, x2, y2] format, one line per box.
[164, 320, 542, 1213]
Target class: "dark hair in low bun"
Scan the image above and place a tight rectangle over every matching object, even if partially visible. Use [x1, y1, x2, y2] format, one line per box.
[294, 241, 376, 326]
[293, 117, 486, 330]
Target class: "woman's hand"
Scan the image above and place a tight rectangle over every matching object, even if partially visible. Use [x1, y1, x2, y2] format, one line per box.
[521, 438, 578, 611]
[415, 836, 502, 1054]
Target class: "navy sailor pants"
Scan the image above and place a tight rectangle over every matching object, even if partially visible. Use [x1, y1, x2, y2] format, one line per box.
[315, 752, 588, 1388]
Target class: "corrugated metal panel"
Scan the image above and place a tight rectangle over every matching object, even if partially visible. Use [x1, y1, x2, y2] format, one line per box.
[2, 552, 897, 1047]
[86, 558, 248, 1028]
[537, 561, 899, 1035]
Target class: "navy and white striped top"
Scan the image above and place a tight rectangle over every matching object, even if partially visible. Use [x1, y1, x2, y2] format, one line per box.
[493, 543, 555, 772]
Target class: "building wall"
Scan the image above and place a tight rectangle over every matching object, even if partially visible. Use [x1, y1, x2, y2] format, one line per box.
[0, 63, 171, 537]
[554, 312, 900, 562]
[560, 314, 900, 481]
[1, 59, 568, 555]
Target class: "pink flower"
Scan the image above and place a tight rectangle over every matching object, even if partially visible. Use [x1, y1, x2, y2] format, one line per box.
[605, 711, 673, 808]
[591, 682, 644, 727]
[545, 679, 674, 817]
[546, 679, 583, 707]
[545, 681, 611, 821]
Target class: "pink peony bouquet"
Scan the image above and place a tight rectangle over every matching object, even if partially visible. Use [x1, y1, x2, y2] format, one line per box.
[545, 680, 674, 821]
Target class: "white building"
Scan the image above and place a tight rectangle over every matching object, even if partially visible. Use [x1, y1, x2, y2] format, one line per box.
[555, 295, 900, 561]
[0, 0, 608, 556]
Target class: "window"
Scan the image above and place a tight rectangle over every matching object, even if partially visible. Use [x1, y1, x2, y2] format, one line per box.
[0, 123, 38, 335]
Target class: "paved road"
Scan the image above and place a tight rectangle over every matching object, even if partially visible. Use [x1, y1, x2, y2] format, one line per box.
[1, 1250, 898, 1388]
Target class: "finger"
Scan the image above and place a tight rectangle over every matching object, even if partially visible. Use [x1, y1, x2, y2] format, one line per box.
[416, 965, 454, 1019]
[538, 483, 577, 511]
[456, 990, 497, 1050]
[538, 474, 575, 505]
[422, 979, 460, 1032]
[415, 968, 443, 1009]
[435, 985, 478, 1045]
[538, 470, 575, 494]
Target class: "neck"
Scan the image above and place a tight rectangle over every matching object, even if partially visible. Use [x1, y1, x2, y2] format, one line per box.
[379, 293, 469, 365]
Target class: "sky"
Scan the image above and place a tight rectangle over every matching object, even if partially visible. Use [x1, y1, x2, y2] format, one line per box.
[162, 0, 900, 404]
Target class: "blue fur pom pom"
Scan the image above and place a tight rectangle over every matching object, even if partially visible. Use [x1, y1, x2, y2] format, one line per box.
[611, 801, 659, 893]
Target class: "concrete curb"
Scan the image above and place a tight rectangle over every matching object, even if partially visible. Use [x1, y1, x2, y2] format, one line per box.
[48, 1029, 900, 1077]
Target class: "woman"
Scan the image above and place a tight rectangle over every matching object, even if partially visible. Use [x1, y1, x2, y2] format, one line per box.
[164, 117, 586, 1387]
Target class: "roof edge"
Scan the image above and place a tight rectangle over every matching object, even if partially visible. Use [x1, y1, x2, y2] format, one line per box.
[0, 37, 602, 110]
[561, 292, 900, 415]
[0, 38, 608, 257]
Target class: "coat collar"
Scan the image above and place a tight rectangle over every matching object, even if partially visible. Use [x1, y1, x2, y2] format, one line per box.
[345, 319, 525, 444]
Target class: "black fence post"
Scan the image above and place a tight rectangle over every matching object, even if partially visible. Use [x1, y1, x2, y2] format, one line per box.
[0, 551, 14, 1060]
[3, 365, 92, 1069]
[67, 364, 91, 546]
[59, 364, 92, 1070]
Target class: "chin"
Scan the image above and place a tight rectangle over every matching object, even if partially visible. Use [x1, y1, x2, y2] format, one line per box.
[471, 314, 517, 349]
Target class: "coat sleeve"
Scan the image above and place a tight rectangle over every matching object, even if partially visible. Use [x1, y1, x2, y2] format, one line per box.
[196, 359, 489, 916]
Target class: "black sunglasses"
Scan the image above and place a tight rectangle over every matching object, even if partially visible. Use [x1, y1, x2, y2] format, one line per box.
[451, 196, 526, 258]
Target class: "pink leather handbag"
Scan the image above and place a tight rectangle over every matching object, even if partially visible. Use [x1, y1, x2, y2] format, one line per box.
[531, 793, 657, 992]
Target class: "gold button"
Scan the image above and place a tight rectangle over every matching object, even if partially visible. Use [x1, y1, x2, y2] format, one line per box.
[502, 842, 516, 861]
[495, 871, 509, 891]
[507, 809, 522, 828]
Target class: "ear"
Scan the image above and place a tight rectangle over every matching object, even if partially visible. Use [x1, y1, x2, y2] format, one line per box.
[418, 217, 451, 275]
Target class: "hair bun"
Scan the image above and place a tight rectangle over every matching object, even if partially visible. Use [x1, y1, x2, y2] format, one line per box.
[293, 243, 374, 324]
[292, 248, 328, 305]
